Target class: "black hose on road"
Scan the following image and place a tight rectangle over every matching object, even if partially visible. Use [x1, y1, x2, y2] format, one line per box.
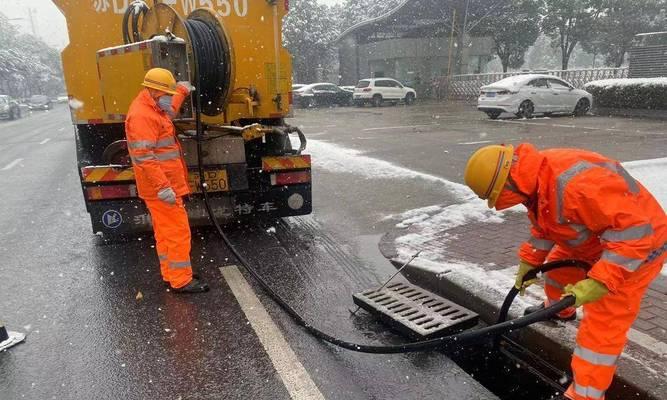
[184, 16, 586, 355]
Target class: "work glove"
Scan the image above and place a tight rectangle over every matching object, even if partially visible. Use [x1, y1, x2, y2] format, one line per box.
[177, 81, 195, 94]
[563, 279, 609, 308]
[157, 187, 176, 205]
[515, 260, 537, 296]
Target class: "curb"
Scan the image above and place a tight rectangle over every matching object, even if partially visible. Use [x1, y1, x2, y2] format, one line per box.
[380, 231, 667, 400]
[392, 258, 667, 400]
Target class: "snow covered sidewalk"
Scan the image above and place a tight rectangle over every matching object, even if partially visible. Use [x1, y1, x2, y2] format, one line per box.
[379, 157, 667, 400]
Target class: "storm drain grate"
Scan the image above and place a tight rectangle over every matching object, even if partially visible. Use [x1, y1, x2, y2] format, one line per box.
[353, 282, 479, 339]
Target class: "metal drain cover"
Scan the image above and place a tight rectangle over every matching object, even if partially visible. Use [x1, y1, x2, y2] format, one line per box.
[353, 282, 479, 339]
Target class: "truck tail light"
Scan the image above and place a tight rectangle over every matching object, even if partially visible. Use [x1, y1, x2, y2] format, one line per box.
[86, 185, 136, 200]
[288, 91, 293, 105]
[270, 171, 311, 186]
[284, 0, 289, 10]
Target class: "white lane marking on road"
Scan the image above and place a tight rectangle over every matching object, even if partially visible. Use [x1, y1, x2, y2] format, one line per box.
[58, 127, 65, 132]
[362, 123, 438, 131]
[39, 138, 51, 145]
[221, 266, 326, 400]
[1, 158, 24, 171]
[458, 140, 492, 145]
[300, 124, 337, 129]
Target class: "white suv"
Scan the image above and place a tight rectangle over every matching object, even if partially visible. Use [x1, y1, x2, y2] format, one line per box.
[353, 78, 417, 107]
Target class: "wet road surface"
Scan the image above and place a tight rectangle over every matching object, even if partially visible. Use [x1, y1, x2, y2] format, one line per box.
[1, 102, 664, 399]
[0, 104, 494, 399]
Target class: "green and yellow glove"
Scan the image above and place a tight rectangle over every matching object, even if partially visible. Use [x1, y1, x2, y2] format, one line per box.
[563, 279, 609, 307]
[515, 260, 538, 296]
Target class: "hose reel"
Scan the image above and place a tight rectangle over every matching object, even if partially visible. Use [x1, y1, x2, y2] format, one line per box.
[130, 3, 234, 116]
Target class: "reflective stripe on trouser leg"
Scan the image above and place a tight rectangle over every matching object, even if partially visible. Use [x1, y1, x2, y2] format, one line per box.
[144, 198, 193, 288]
[568, 253, 666, 400]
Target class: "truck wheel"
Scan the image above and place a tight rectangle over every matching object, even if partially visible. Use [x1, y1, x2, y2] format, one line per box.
[372, 95, 383, 107]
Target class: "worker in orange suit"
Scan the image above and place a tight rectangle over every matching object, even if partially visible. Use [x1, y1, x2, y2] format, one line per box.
[464, 143, 666, 400]
[125, 68, 208, 293]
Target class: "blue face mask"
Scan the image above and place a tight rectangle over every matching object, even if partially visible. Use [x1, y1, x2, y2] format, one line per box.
[157, 95, 174, 116]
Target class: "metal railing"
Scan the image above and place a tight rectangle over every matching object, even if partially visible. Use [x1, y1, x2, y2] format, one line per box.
[442, 68, 629, 100]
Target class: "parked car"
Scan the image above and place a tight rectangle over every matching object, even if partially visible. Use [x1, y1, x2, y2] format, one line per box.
[477, 74, 593, 119]
[339, 85, 355, 93]
[0, 95, 21, 120]
[293, 83, 353, 108]
[353, 78, 417, 107]
[28, 95, 52, 111]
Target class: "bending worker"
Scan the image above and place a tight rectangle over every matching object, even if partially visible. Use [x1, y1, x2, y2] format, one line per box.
[125, 68, 209, 293]
[464, 143, 666, 400]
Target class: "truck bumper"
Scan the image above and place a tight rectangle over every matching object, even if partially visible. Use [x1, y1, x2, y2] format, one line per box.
[87, 184, 312, 236]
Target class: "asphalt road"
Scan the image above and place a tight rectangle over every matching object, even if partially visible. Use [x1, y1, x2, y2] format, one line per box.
[0, 102, 665, 400]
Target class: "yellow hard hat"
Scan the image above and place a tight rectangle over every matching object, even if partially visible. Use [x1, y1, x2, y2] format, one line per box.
[464, 144, 514, 208]
[141, 68, 178, 95]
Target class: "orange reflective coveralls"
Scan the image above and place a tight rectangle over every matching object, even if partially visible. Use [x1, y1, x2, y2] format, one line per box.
[504, 143, 667, 400]
[125, 87, 194, 289]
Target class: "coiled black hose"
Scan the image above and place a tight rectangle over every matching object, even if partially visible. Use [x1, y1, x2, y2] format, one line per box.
[122, 1, 148, 44]
[183, 9, 585, 355]
[183, 18, 231, 116]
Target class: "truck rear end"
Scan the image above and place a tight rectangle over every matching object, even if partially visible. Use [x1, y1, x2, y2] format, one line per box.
[52, 0, 311, 236]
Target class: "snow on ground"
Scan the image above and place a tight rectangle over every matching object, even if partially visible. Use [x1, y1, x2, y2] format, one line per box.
[304, 139, 474, 200]
[386, 156, 667, 296]
[624, 157, 667, 208]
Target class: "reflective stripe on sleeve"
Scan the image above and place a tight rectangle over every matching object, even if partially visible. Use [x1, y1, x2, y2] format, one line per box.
[155, 150, 181, 161]
[159, 254, 167, 261]
[601, 224, 653, 243]
[170, 260, 191, 269]
[573, 383, 606, 399]
[128, 140, 156, 150]
[529, 237, 555, 251]
[156, 137, 176, 148]
[574, 345, 618, 366]
[601, 250, 643, 271]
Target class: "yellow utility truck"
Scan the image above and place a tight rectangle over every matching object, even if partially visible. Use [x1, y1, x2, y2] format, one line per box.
[52, 0, 311, 236]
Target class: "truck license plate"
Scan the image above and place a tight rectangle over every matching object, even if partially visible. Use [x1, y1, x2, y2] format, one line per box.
[188, 170, 229, 193]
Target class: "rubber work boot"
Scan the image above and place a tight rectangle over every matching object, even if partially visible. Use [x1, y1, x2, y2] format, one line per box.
[524, 303, 576, 322]
[163, 274, 200, 287]
[172, 278, 209, 293]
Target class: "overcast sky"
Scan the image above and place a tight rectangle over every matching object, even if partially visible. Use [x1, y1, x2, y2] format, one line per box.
[0, 0, 344, 49]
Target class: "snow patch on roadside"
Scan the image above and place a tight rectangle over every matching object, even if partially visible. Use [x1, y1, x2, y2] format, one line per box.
[305, 139, 473, 200]
[623, 157, 667, 208]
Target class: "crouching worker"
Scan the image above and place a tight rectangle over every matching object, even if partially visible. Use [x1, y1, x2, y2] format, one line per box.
[125, 68, 209, 293]
[464, 143, 666, 400]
